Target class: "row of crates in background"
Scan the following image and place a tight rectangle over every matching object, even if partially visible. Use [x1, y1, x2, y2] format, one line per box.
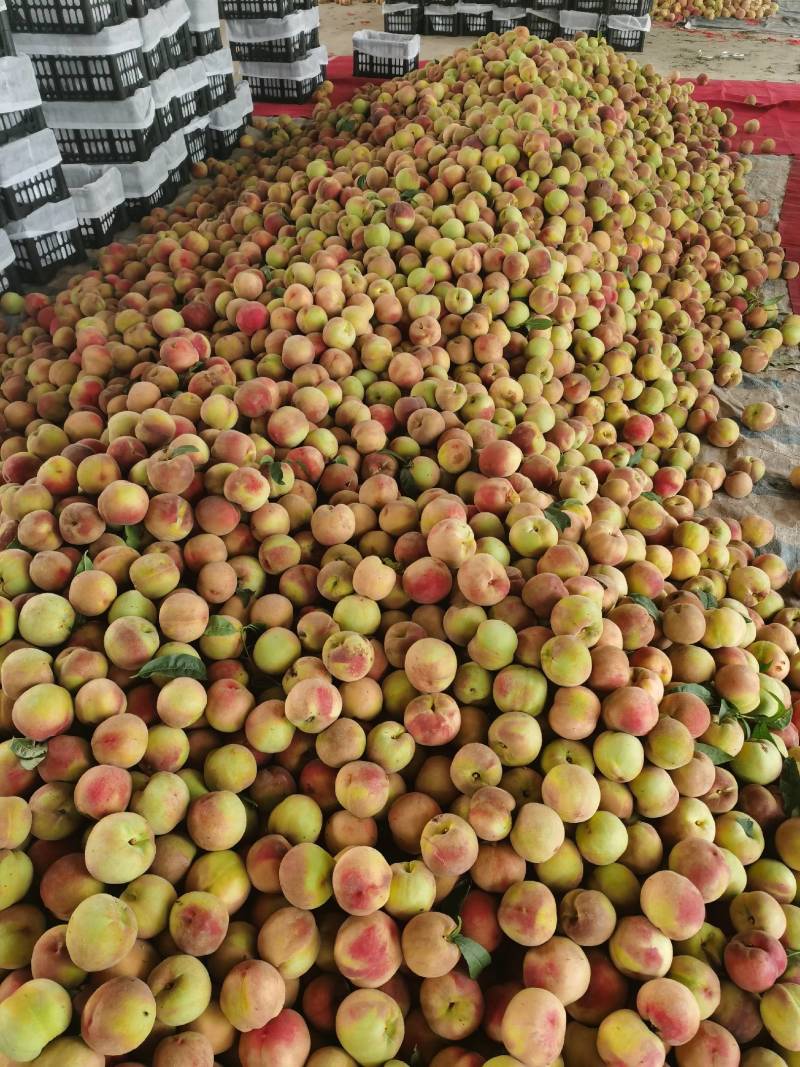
[383, 0, 650, 45]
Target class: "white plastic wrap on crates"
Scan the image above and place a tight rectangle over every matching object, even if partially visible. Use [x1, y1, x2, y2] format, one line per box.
[63, 164, 125, 220]
[559, 8, 600, 29]
[43, 87, 156, 131]
[235, 80, 254, 119]
[492, 6, 526, 18]
[425, 5, 457, 16]
[239, 52, 323, 87]
[13, 18, 143, 57]
[0, 128, 61, 189]
[5, 196, 78, 239]
[201, 47, 235, 77]
[139, 7, 168, 52]
[352, 30, 420, 60]
[164, 129, 188, 170]
[115, 143, 170, 199]
[607, 13, 651, 28]
[161, 0, 191, 35]
[527, 3, 559, 14]
[457, 3, 493, 14]
[0, 56, 41, 114]
[227, 8, 319, 44]
[186, 0, 220, 32]
[0, 229, 14, 274]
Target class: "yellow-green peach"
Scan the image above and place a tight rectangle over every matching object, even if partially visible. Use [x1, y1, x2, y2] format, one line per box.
[0, 849, 32, 909]
[510, 803, 565, 864]
[498, 881, 557, 947]
[278, 842, 335, 910]
[420, 970, 483, 1041]
[641, 870, 706, 940]
[668, 955, 721, 1019]
[147, 953, 213, 1025]
[541, 763, 600, 823]
[575, 812, 629, 866]
[120, 874, 176, 939]
[220, 959, 285, 1032]
[335, 990, 404, 1067]
[257, 907, 320, 979]
[0, 977, 72, 1061]
[66, 893, 138, 972]
[610, 916, 673, 979]
[596, 1009, 666, 1067]
[81, 976, 157, 1056]
[84, 811, 155, 883]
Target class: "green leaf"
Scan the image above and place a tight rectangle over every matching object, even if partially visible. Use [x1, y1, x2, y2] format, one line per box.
[10, 737, 48, 770]
[736, 814, 758, 839]
[399, 467, 419, 499]
[5, 538, 23, 550]
[524, 316, 553, 331]
[641, 491, 662, 502]
[544, 506, 571, 533]
[781, 758, 800, 817]
[356, 174, 367, 189]
[75, 552, 93, 574]
[697, 590, 718, 610]
[449, 931, 492, 979]
[629, 447, 644, 465]
[441, 879, 472, 919]
[236, 584, 255, 607]
[671, 683, 714, 701]
[331, 456, 349, 466]
[124, 524, 143, 550]
[171, 445, 200, 458]
[628, 594, 661, 621]
[694, 741, 733, 765]
[750, 704, 793, 732]
[134, 654, 207, 681]
[400, 188, 418, 202]
[749, 719, 782, 748]
[204, 617, 238, 637]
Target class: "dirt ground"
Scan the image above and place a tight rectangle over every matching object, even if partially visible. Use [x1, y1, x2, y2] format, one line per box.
[318, 3, 800, 80]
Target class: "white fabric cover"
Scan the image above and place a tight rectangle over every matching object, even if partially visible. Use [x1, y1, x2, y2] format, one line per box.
[43, 87, 155, 130]
[227, 8, 319, 42]
[0, 229, 15, 273]
[64, 164, 125, 218]
[240, 48, 326, 85]
[186, 0, 220, 31]
[115, 143, 170, 197]
[13, 18, 143, 55]
[161, 0, 191, 34]
[5, 197, 78, 239]
[0, 56, 42, 114]
[353, 30, 420, 58]
[164, 128, 188, 168]
[201, 46, 234, 76]
[0, 128, 62, 188]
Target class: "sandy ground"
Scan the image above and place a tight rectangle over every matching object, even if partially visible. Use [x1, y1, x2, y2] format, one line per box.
[318, 3, 800, 80]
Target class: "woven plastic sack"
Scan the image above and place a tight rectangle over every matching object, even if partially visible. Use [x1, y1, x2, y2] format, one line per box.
[353, 30, 420, 58]
[0, 230, 14, 273]
[186, 0, 220, 32]
[161, 0, 191, 35]
[240, 52, 322, 83]
[0, 56, 42, 114]
[200, 47, 234, 76]
[227, 8, 319, 43]
[0, 128, 62, 188]
[43, 87, 155, 130]
[63, 164, 125, 218]
[559, 8, 600, 29]
[5, 196, 78, 239]
[115, 143, 169, 198]
[13, 18, 143, 56]
[164, 129, 188, 169]
[607, 13, 651, 28]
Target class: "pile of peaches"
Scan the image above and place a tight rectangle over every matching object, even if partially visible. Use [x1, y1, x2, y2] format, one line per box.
[0, 25, 800, 1067]
[652, 0, 778, 24]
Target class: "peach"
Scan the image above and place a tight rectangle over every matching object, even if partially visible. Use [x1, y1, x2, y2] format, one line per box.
[498, 881, 557, 947]
[641, 870, 706, 940]
[332, 845, 392, 915]
[278, 842, 334, 910]
[81, 976, 156, 1056]
[220, 959, 285, 1032]
[724, 930, 787, 993]
[501, 987, 566, 1067]
[610, 916, 673, 979]
[335, 990, 404, 1067]
[420, 970, 484, 1041]
[334, 911, 402, 987]
[148, 954, 213, 1025]
[596, 1009, 667, 1067]
[522, 936, 591, 1004]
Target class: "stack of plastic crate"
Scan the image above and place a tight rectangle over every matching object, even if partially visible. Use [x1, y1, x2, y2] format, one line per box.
[208, 80, 255, 156]
[383, 0, 421, 33]
[561, 0, 651, 50]
[226, 0, 326, 104]
[182, 0, 225, 163]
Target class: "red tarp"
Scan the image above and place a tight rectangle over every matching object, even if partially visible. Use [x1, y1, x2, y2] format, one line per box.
[253, 62, 800, 309]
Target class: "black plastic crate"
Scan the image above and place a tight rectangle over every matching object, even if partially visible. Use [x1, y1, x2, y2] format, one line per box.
[78, 200, 128, 247]
[221, 0, 295, 15]
[460, 6, 492, 32]
[156, 101, 177, 137]
[125, 180, 169, 221]
[125, 0, 149, 13]
[172, 85, 209, 127]
[0, 8, 15, 54]
[528, 12, 559, 37]
[8, 0, 127, 34]
[0, 106, 46, 148]
[185, 124, 209, 164]
[353, 47, 418, 80]
[207, 72, 236, 108]
[244, 71, 322, 104]
[604, 24, 646, 48]
[11, 227, 83, 282]
[53, 118, 162, 163]
[491, 8, 527, 30]
[144, 41, 170, 80]
[210, 121, 246, 154]
[231, 33, 307, 63]
[28, 49, 147, 101]
[609, 0, 651, 13]
[423, 9, 458, 32]
[190, 27, 222, 55]
[383, 5, 420, 31]
[2, 163, 69, 222]
[163, 23, 194, 68]
[0, 260, 19, 293]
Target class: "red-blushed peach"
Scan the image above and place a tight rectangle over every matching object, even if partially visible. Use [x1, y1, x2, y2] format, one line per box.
[81, 976, 156, 1056]
[420, 813, 479, 876]
[169, 891, 230, 956]
[333, 911, 402, 987]
[668, 838, 730, 902]
[220, 959, 285, 1032]
[637, 977, 701, 1046]
[152, 1031, 214, 1067]
[724, 930, 787, 993]
[404, 637, 458, 693]
[640, 870, 706, 940]
[400, 911, 460, 977]
[457, 553, 511, 606]
[500, 986, 566, 1067]
[596, 1008, 667, 1067]
[332, 845, 392, 915]
[257, 907, 320, 979]
[420, 970, 484, 1041]
[335, 989, 404, 1066]
[239, 1008, 311, 1067]
[609, 916, 673, 979]
[674, 1020, 741, 1067]
[559, 888, 617, 946]
[278, 842, 334, 910]
[668, 955, 721, 1020]
[523, 936, 591, 1004]
[498, 881, 557, 947]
